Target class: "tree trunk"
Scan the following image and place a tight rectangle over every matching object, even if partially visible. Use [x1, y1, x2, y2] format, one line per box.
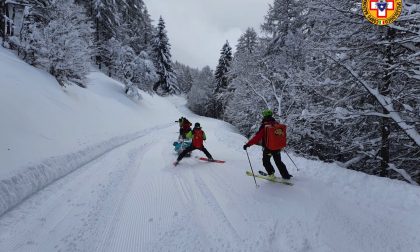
[379, 27, 395, 177]
[11, 6, 15, 37]
[380, 109, 390, 177]
[95, 17, 101, 69]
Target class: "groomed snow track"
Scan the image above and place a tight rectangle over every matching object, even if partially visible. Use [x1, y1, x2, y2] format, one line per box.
[0, 123, 171, 217]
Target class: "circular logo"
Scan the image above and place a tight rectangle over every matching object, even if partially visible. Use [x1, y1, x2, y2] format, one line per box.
[362, 0, 403, 26]
[274, 129, 284, 136]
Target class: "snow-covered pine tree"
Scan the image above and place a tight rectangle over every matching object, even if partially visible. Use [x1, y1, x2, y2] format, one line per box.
[104, 37, 157, 99]
[116, 0, 153, 54]
[236, 28, 258, 55]
[76, 0, 157, 95]
[140, 7, 154, 51]
[261, 0, 304, 47]
[174, 61, 196, 94]
[246, 0, 307, 120]
[214, 41, 233, 94]
[224, 29, 265, 135]
[181, 68, 193, 94]
[151, 16, 179, 95]
[188, 66, 216, 116]
[88, 0, 121, 70]
[132, 51, 158, 93]
[20, 0, 93, 87]
[213, 41, 232, 118]
[230, 28, 258, 92]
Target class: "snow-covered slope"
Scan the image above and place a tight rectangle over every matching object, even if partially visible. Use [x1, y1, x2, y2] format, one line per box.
[1, 47, 420, 251]
[0, 47, 181, 216]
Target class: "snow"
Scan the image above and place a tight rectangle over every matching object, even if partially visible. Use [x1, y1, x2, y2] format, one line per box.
[1, 47, 420, 251]
[0, 47, 181, 215]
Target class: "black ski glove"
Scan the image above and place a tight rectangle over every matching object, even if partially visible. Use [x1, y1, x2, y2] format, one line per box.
[243, 144, 249, 150]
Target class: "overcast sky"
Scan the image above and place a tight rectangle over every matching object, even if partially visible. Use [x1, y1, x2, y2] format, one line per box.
[143, 0, 272, 69]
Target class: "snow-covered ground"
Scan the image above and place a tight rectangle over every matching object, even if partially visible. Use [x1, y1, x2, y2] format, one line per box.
[1, 47, 420, 251]
[0, 47, 181, 216]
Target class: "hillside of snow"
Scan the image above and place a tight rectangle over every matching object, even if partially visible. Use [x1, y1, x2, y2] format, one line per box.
[1, 47, 420, 251]
[0, 47, 181, 216]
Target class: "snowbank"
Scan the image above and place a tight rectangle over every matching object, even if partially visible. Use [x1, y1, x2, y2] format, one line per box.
[0, 47, 180, 215]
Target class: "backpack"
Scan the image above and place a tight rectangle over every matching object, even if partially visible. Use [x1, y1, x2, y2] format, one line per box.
[264, 123, 287, 151]
[192, 129, 205, 148]
[182, 118, 192, 130]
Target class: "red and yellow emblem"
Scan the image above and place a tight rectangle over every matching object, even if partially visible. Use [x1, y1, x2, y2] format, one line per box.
[274, 128, 284, 137]
[362, 0, 403, 26]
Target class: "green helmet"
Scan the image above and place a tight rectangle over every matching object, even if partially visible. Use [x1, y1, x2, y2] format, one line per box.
[262, 109, 273, 117]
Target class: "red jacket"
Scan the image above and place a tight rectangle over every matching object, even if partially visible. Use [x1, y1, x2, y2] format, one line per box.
[187, 128, 207, 148]
[246, 117, 277, 148]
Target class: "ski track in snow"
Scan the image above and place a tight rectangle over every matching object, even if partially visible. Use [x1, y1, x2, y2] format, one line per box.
[0, 123, 172, 217]
[0, 130, 157, 251]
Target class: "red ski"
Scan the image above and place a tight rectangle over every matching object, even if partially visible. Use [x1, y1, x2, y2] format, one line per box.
[198, 157, 225, 163]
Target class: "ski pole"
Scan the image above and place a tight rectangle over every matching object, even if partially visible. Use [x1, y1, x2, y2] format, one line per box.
[284, 149, 300, 172]
[245, 149, 259, 188]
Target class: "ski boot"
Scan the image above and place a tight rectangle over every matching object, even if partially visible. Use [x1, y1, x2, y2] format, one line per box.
[267, 174, 276, 181]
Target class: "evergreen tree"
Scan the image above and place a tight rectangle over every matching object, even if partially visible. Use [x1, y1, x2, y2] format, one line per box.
[188, 66, 216, 116]
[174, 61, 197, 94]
[104, 37, 157, 99]
[77, 0, 157, 94]
[261, 0, 303, 43]
[224, 34, 266, 134]
[90, 0, 120, 69]
[214, 41, 233, 93]
[236, 28, 258, 55]
[76, 0, 154, 70]
[141, 7, 154, 50]
[116, 0, 153, 54]
[213, 41, 232, 118]
[230, 28, 259, 97]
[151, 16, 179, 95]
[182, 68, 193, 93]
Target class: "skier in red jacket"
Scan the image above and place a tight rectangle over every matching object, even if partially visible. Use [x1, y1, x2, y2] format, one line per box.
[243, 109, 292, 180]
[174, 123, 214, 166]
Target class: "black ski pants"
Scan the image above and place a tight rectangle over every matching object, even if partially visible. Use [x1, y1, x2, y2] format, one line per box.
[262, 149, 291, 179]
[177, 145, 213, 161]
